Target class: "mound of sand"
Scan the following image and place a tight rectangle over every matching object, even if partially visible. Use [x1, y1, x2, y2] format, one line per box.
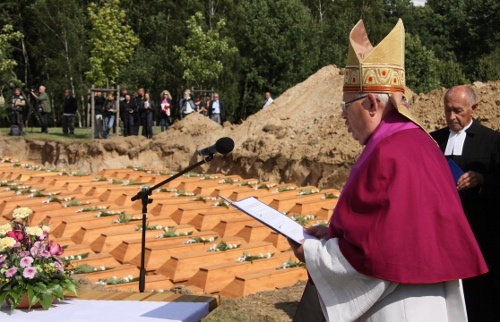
[1, 65, 500, 188]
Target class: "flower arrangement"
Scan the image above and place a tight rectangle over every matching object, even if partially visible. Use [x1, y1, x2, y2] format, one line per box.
[277, 258, 306, 270]
[155, 227, 193, 239]
[297, 188, 320, 195]
[96, 274, 138, 285]
[184, 236, 217, 244]
[113, 213, 141, 224]
[236, 252, 274, 263]
[291, 214, 317, 226]
[207, 241, 241, 252]
[0, 207, 78, 310]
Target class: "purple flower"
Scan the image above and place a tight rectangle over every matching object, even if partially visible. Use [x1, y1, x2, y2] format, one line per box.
[22, 267, 36, 279]
[30, 241, 43, 257]
[48, 242, 63, 256]
[5, 267, 17, 278]
[41, 250, 51, 258]
[19, 251, 30, 257]
[54, 261, 64, 273]
[20, 256, 34, 268]
[0, 254, 6, 264]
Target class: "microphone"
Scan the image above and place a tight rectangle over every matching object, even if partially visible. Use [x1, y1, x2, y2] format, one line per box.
[198, 137, 235, 156]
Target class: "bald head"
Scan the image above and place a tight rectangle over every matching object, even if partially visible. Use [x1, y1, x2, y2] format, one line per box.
[443, 85, 477, 132]
[444, 85, 476, 107]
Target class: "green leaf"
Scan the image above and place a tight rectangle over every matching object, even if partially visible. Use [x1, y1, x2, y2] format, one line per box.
[40, 292, 54, 310]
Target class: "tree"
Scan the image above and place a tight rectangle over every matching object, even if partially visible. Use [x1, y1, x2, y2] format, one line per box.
[405, 33, 440, 94]
[173, 12, 237, 88]
[477, 48, 500, 82]
[235, 0, 321, 118]
[86, 0, 139, 87]
[0, 24, 23, 88]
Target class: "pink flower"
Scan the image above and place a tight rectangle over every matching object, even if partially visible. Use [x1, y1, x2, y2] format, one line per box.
[49, 242, 63, 256]
[6, 230, 23, 241]
[19, 251, 30, 257]
[54, 261, 64, 273]
[20, 256, 34, 268]
[5, 267, 17, 278]
[41, 250, 51, 258]
[30, 241, 43, 257]
[0, 254, 6, 264]
[22, 267, 36, 279]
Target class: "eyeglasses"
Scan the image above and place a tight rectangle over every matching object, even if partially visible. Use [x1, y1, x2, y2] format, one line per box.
[340, 95, 368, 113]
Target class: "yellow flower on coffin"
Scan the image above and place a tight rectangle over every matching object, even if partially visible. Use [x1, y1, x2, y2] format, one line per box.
[25, 226, 44, 237]
[0, 223, 12, 236]
[0, 236, 16, 251]
[12, 207, 33, 220]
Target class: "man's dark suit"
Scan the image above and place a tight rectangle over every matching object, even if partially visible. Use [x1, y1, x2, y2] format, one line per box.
[431, 119, 500, 321]
[208, 100, 225, 124]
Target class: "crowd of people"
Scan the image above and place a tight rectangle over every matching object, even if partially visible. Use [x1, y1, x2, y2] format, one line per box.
[90, 87, 226, 139]
[7, 84, 277, 138]
[6, 86, 229, 138]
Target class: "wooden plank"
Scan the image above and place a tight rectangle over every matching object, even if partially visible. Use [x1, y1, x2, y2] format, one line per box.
[155, 241, 278, 282]
[220, 266, 308, 297]
[187, 251, 297, 293]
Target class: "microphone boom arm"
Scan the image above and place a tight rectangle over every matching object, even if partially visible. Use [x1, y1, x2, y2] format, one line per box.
[131, 154, 213, 292]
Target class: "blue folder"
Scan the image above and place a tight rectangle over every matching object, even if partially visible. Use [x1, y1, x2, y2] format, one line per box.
[447, 159, 464, 184]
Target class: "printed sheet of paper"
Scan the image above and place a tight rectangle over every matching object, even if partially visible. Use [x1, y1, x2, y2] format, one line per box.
[221, 196, 316, 244]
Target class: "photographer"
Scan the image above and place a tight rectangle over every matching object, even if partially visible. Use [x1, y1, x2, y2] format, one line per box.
[9, 88, 26, 136]
[31, 85, 51, 134]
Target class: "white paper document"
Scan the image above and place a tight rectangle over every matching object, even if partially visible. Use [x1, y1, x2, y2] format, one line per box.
[221, 196, 316, 244]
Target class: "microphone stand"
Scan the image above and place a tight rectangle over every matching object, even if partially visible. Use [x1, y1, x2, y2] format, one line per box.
[131, 154, 214, 292]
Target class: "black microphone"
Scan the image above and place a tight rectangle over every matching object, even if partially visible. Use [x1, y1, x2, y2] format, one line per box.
[198, 137, 235, 156]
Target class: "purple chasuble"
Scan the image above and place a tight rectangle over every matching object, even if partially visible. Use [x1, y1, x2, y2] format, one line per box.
[328, 110, 487, 283]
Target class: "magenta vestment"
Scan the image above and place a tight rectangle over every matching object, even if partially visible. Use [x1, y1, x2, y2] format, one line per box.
[328, 110, 488, 284]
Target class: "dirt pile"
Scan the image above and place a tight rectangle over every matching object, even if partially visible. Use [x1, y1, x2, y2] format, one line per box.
[1, 65, 499, 189]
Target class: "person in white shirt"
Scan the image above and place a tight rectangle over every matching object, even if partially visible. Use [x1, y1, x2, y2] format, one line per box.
[208, 93, 225, 125]
[262, 91, 274, 109]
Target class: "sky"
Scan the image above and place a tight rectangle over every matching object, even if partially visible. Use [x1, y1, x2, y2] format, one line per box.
[411, 0, 426, 6]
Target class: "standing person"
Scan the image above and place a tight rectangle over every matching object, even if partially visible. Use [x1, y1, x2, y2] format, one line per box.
[133, 88, 144, 135]
[204, 96, 211, 117]
[262, 91, 274, 109]
[120, 93, 135, 137]
[288, 19, 487, 322]
[102, 92, 117, 139]
[9, 88, 26, 136]
[194, 95, 206, 113]
[158, 90, 172, 132]
[31, 85, 51, 134]
[208, 93, 225, 125]
[93, 91, 105, 139]
[430, 85, 500, 321]
[61, 89, 78, 136]
[139, 92, 154, 139]
[179, 90, 195, 119]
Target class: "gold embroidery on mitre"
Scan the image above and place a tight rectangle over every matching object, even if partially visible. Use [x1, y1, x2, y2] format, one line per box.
[343, 19, 405, 94]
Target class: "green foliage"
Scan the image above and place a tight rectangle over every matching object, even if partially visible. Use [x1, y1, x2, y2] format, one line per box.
[235, 0, 321, 118]
[86, 0, 139, 87]
[174, 12, 237, 87]
[0, 24, 23, 86]
[405, 33, 440, 94]
[477, 48, 500, 81]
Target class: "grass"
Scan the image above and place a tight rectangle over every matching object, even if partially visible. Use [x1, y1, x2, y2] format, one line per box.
[1, 125, 165, 143]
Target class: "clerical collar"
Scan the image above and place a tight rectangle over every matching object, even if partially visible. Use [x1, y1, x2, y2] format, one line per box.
[444, 120, 473, 156]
